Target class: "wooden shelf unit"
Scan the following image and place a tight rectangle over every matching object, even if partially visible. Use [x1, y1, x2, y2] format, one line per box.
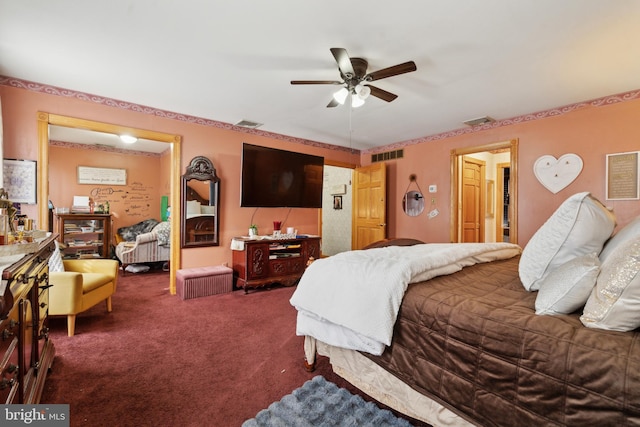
[232, 236, 320, 293]
[54, 213, 112, 259]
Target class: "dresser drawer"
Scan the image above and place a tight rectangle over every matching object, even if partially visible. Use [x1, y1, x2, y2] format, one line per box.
[0, 303, 21, 404]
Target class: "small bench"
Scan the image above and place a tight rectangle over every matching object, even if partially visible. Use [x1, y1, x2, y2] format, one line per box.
[176, 266, 233, 300]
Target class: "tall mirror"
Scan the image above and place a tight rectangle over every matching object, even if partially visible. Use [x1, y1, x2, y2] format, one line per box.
[181, 156, 220, 248]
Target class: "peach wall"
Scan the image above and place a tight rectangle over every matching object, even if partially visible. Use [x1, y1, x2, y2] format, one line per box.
[381, 99, 640, 245]
[0, 82, 357, 268]
[48, 144, 164, 235]
[2, 81, 640, 268]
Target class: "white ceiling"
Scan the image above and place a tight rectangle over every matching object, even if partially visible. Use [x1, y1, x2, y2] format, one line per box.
[49, 125, 170, 154]
[2, 0, 640, 152]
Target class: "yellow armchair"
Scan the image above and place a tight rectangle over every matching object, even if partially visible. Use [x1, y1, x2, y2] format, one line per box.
[49, 259, 119, 336]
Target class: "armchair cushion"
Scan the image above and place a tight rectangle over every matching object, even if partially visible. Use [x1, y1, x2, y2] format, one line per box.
[82, 273, 114, 293]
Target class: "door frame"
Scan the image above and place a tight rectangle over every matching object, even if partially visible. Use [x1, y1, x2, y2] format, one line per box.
[37, 112, 182, 294]
[450, 139, 518, 244]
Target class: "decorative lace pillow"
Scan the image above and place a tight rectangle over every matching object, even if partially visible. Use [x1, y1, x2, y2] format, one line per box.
[535, 253, 600, 315]
[48, 240, 65, 272]
[519, 192, 615, 291]
[581, 237, 640, 331]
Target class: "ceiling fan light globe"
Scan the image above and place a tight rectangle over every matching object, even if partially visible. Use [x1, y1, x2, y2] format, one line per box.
[351, 95, 365, 108]
[333, 87, 349, 105]
[356, 84, 371, 99]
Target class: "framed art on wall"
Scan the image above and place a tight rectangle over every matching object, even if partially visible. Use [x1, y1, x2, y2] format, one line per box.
[77, 166, 127, 185]
[606, 151, 639, 200]
[2, 159, 37, 204]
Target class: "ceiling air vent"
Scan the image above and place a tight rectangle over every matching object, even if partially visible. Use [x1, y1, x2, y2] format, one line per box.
[371, 149, 404, 163]
[463, 116, 495, 127]
[235, 119, 263, 129]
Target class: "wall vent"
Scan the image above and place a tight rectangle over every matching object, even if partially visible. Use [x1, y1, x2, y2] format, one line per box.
[463, 116, 495, 127]
[371, 149, 404, 163]
[234, 119, 263, 129]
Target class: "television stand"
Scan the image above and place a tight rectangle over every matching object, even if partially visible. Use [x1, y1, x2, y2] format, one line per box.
[231, 236, 320, 293]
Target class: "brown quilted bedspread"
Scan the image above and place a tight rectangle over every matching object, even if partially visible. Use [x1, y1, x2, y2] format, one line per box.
[364, 256, 640, 426]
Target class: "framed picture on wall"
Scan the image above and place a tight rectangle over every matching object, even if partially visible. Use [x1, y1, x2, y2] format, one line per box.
[606, 151, 639, 200]
[2, 159, 37, 204]
[333, 195, 342, 210]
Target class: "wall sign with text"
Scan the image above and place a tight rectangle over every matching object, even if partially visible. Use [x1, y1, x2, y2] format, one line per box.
[606, 151, 639, 200]
[77, 166, 127, 186]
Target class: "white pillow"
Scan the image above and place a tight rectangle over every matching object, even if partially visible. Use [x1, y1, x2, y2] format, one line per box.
[48, 241, 65, 273]
[535, 253, 600, 315]
[519, 192, 615, 291]
[200, 205, 216, 215]
[186, 200, 201, 215]
[581, 237, 640, 331]
[599, 215, 640, 263]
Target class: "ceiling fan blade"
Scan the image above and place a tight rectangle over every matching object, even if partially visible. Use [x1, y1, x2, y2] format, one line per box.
[330, 47, 355, 77]
[365, 61, 417, 82]
[326, 98, 340, 108]
[291, 80, 342, 85]
[368, 85, 398, 102]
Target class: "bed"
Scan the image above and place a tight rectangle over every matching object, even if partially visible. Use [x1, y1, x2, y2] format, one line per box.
[291, 192, 640, 426]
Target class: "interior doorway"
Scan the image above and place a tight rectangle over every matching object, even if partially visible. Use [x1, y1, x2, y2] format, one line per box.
[321, 164, 354, 256]
[496, 163, 511, 242]
[451, 140, 518, 244]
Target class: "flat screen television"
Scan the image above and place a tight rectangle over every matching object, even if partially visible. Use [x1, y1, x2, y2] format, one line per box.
[240, 143, 324, 208]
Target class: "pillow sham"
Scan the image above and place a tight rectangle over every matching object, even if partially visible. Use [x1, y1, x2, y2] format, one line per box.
[535, 253, 600, 315]
[581, 237, 640, 331]
[200, 205, 216, 215]
[519, 192, 615, 291]
[599, 215, 640, 263]
[186, 200, 201, 215]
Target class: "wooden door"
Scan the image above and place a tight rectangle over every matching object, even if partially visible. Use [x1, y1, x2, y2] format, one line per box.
[352, 163, 387, 250]
[461, 156, 485, 242]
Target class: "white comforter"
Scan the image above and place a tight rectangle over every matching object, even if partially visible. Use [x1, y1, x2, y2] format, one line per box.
[290, 242, 522, 355]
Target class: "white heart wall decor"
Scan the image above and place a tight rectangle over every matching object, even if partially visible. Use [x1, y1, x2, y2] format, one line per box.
[533, 154, 583, 194]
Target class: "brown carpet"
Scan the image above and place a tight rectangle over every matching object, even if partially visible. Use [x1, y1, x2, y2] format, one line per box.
[41, 271, 427, 426]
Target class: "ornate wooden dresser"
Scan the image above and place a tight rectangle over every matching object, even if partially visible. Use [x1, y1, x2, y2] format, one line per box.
[232, 236, 320, 293]
[0, 234, 56, 403]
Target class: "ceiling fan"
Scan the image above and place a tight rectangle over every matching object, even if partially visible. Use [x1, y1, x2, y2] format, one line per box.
[291, 47, 417, 108]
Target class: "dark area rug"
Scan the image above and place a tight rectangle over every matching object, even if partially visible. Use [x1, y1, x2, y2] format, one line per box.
[243, 375, 413, 427]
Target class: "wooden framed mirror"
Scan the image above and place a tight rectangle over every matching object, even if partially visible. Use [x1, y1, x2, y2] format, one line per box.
[181, 156, 220, 248]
